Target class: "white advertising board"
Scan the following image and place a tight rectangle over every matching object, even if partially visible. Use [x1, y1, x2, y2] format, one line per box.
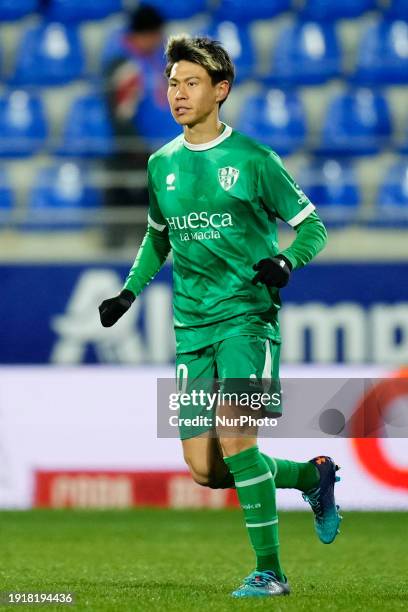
[0, 365, 407, 509]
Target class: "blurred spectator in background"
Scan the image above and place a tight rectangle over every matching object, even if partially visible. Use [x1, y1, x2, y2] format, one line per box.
[102, 4, 178, 247]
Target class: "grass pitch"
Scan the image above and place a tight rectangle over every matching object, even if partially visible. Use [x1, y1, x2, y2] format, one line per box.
[0, 509, 407, 611]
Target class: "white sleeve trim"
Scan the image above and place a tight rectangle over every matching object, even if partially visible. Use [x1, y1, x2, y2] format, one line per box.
[286, 202, 316, 227]
[148, 214, 166, 232]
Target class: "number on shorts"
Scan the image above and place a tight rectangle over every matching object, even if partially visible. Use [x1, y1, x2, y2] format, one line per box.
[176, 364, 188, 393]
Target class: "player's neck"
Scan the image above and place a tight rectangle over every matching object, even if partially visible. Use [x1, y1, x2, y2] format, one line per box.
[183, 117, 224, 145]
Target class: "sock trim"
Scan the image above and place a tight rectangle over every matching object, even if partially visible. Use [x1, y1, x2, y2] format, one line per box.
[246, 518, 279, 528]
[235, 472, 272, 488]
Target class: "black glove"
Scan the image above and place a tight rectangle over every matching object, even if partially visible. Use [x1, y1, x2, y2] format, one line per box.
[99, 289, 135, 327]
[251, 256, 292, 289]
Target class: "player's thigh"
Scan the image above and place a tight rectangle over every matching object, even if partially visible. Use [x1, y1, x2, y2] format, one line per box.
[216, 335, 281, 381]
[176, 347, 228, 485]
[216, 335, 282, 414]
[175, 345, 217, 442]
[215, 336, 282, 454]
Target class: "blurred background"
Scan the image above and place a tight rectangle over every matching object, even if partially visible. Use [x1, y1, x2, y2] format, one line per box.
[0, 0, 407, 511]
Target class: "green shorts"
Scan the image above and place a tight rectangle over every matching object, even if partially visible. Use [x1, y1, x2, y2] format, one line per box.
[175, 335, 282, 440]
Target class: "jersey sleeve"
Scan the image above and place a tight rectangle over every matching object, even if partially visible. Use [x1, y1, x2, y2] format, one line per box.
[258, 152, 315, 227]
[123, 158, 170, 296]
[280, 211, 327, 270]
[147, 160, 167, 232]
[123, 224, 171, 297]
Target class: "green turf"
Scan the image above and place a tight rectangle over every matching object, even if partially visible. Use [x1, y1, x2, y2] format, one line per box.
[0, 509, 407, 611]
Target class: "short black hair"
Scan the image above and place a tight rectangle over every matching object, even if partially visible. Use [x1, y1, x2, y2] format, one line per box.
[165, 35, 235, 106]
[128, 4, 165, 34]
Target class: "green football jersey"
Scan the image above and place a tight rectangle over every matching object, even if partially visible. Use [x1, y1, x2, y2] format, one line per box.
[129, 124, 316, 353]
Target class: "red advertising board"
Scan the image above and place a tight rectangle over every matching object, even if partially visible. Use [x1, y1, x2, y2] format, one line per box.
[34, 471, 239, 509]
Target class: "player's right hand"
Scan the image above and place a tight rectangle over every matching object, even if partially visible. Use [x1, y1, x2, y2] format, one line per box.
[98, 289, 135, 327]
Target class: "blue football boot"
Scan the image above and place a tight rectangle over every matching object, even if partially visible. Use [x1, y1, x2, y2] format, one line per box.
[232, 570, 290, 598]
[302, 455, 342, 544]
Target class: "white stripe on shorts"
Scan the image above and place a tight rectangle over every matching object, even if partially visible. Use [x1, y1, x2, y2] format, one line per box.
[262, 339, 272, 380]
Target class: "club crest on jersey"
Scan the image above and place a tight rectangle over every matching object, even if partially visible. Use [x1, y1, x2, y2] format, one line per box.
[218, 166, 239, 191]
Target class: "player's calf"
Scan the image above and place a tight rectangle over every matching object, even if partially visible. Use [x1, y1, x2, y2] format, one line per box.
[186, 464, 233, 489]
[182, 438, 234, 488]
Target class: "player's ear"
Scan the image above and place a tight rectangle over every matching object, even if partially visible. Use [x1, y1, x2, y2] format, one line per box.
[215, 80, 230, 104]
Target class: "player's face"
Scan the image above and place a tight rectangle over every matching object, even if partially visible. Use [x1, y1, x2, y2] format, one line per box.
[167, 60, 228, 126]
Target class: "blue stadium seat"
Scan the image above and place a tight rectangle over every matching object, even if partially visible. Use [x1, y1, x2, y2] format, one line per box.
[100, 27, 125, 68]
[354, 20, 408, 85]
[145, 0, 207, 20]
[236, 89, 307, 155]
[299, 0, 376, 20]
[375, 159, 408, 225]
[269, 20, 341, 86]
[298, 159, 360, 225]
[384, 0, 408, 20]
[0, 90, 48, 157]
[0, 167, 14, 214]
[214, 0, 290, 22]
[57, 94, 114, 158]
[318, 89, 392, 156]
[28, 163, 101, 230]
[12, 23, 85, 86]
[44, 0, 122, 21]
[399, 123, 408, 154]
[0, 0, 37, 20]
[206, 21, 255, 83]
[135, 98, 181, 149]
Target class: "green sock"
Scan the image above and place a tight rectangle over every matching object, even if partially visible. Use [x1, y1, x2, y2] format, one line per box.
[224, 445, 284, 580]
[262, 455, 319, 493]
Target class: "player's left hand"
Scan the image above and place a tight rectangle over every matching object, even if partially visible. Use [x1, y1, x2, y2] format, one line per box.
[251, 256, 292, 288]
